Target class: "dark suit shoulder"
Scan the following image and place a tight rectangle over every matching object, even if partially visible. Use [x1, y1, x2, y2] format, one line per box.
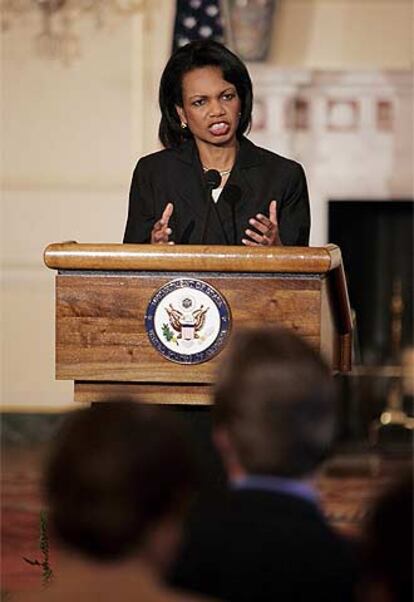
[183, 488, 343, 548]
[134, 147, 178, 171]
[136, 141, 195, 170]
[239, 137, 305, 179]
[172, 488, 358, 602]
[252, 143, 304, 172]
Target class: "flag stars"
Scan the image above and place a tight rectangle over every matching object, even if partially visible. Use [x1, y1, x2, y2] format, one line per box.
[183, 16, 197, 29]
[199, 24, 213, 37]
[205, 4, 219, 17]
[177, 36, 190, 47]
[173, 0, 224, 52]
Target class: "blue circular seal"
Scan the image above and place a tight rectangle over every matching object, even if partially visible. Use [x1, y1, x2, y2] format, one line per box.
[145, 278, 231, 365]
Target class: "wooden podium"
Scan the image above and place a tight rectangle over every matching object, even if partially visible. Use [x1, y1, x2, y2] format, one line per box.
[44, 243, 352, 405]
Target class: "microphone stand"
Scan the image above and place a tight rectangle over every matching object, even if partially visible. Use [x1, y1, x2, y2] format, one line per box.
[201, 170, 222, 244]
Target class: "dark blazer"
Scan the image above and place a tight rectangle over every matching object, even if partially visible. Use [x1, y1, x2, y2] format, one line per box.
[170, 488, 357, 602]
[123, 137, 310, 245]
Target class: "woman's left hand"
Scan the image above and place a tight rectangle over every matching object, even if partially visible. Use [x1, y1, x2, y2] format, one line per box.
[242, 200, 282, 246]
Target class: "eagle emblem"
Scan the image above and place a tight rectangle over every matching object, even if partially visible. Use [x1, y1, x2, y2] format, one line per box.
[145, 278, 231, 364]
[164, 295, 209, 343]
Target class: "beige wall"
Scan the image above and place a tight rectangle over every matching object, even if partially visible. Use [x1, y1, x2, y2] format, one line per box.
[1, 1, 175, 410]
[1, 0, 413, 410]
[270, 0, 413, 69]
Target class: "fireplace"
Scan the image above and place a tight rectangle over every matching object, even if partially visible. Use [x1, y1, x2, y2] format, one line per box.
[328, 200, 413, 448]
[328, 200, 413, 366]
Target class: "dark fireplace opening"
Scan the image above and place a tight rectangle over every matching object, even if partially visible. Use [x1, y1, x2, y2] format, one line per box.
[328, 199, 413, 366]
[328, 200, 414, 451]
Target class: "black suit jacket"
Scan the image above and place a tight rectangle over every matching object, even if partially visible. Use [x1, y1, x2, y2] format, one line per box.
[123, 137, 310, 245]
[170, 488, 357, 602]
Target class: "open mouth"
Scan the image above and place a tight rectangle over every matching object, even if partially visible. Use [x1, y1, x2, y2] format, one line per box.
[209, 122, 230, 136]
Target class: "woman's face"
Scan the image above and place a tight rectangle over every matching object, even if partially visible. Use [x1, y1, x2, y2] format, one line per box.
[176, 66, 241, 147]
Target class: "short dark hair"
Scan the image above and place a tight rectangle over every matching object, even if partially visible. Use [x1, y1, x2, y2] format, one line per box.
[213, 327, 336, 477]
[45, 402, 196, 561]
[158, 40, 253, 148]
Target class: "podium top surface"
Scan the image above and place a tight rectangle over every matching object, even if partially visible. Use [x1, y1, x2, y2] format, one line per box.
[44, 242, 343, 274]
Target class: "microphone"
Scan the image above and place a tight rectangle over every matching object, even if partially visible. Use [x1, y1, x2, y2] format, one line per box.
[204, 169, 222, 191]
[201, 170, 222, 243]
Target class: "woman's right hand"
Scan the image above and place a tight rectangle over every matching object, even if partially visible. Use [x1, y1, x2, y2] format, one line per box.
[150, 203, 174, 244]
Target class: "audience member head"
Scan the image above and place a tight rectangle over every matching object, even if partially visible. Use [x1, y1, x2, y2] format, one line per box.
[213, 327, 337, 479]
[158, 39, 253, 148]
[361, 470, 413, 602]
[45, 401, 196, 572]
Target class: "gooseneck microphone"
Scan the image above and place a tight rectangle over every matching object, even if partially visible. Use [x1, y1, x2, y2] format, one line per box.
[201, 169, 222, 243]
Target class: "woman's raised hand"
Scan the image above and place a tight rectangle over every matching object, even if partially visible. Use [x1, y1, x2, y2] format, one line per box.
[242, 200, 282, 246]
[150, 203, 174, 244]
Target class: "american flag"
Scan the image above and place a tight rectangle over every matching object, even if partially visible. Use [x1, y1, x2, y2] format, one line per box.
[172, 0, 225, 52]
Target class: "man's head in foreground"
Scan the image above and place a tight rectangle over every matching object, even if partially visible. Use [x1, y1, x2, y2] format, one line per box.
[213, 327, 337, 480]
[46, 401, 196, 573]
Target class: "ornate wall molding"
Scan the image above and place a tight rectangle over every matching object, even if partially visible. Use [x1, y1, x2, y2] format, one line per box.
[248, 67, 414, 244]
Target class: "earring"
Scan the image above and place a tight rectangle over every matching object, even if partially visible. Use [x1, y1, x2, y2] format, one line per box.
[180, 122, 187, 129]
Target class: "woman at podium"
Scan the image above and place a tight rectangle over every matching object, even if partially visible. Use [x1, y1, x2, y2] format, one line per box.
[123, 40, 310, 247]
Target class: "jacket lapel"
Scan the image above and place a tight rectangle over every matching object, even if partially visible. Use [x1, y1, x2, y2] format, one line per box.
[173, 140, 229, 243]
[218, 137, 264, 244]
[172, 137, 265, 244]
[173, 140, 208, 223]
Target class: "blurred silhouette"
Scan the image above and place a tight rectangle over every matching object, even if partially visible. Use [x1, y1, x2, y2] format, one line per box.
[171, 326, 358, 602]
[15, 401, 216, 602]
[360, 470, 413, 602]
